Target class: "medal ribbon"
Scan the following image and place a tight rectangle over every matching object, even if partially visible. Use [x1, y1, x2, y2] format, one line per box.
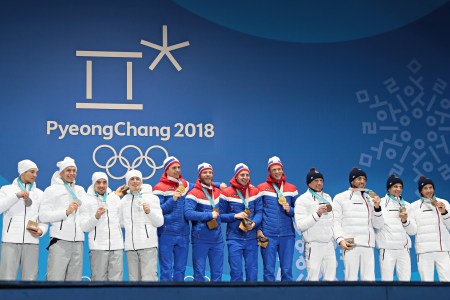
[64, 181, 79, 200]
[236, 189, 249, 210]
[95, 191, 108, 203]
[17, 178, 33, 191]
[130, 191, 142, 198]
[388, 194, 405, 207]
[421, 196, 437, 203]
[308, 188, 330, 205]
[201, 186, 216, 208]
[271, 183, 284, 198]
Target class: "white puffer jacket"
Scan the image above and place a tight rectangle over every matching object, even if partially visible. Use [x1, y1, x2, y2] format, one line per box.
[120, 184, 164, 251]
[295, 189, 334, 243]
[79, 186, 124, 251]
[39, 172, 86, 242]
[409, 197, 450, 254]
[375, 195, 415, 249]
[0, 178, 48, 244]
[333, 188, 384, 247]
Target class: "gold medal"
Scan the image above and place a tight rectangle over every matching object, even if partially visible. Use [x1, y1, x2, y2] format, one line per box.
[244, 209, 251, 216]
[431, 199, 438, 207]
[399, 206, 406, 213]
[278, 196, 286, 205]
[213, 208, 219, 213]
[177, 185, 185, 194]
[326, 204, 332, 212]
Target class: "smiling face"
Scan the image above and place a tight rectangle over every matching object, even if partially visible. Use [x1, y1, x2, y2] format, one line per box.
[128, 177, 142, 193]
[166, 163, 181, 179]
[388, 183, 403, 198]
[236, 171, 250, 186]
[60, 166, 77, 184]
[421, 184, 434, 199]
[308, 178, 323, 192]
[200, 169, 213, 186]
[269, 165, 283, 181]
[351, 176, 366, 189]
[20, 168, 38, 184]
[94, 178, 108, 195]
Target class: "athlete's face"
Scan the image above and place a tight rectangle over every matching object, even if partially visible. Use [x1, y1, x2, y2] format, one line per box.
[128, 177, 142, 193]
[236, 171, 250, 186]
[388, 183, 402, 198]
[20, 168, 38, 184]
[351, 176, 366, 189]
[94, 179, 108, 195]
[166, 163, 181, 179]
[269, 165, 283, 181]
[200, 170, 213, 186]
[421, 184, 434, 199]
[308, 178, 323, 192]
[60, 166, 77, 183]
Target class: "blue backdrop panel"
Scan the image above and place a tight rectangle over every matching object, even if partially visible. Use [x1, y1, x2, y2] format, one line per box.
[1, 0, 450, 281]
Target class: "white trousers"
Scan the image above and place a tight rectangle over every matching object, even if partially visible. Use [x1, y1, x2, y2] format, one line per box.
[90, 249, 123, 281]
[126, 247, 158, 281]
[342, 246, 375, 281]
[304, 241, 336, 281]
[417, 251, 450, 282]
[379, 248, 411, 281]
[0, 243, 39, 280]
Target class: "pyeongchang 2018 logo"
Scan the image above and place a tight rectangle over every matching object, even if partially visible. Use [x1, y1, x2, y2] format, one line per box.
[75, 25, 189, 111]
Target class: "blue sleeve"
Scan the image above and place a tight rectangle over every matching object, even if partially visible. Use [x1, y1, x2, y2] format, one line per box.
[252, 196, 263, 227]
[158, 194, 176, 215]
[219, 196, 235, 223]
[184, 197, 212, 222]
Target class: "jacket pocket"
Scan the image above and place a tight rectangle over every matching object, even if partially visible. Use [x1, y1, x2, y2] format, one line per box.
[60, 220, 64, 230]
[94, 227, 97, 240]
[145, 224, 149, 238]
[6, 218, 12, 233]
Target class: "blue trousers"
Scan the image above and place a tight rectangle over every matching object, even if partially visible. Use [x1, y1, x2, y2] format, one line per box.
[260, 236, 294, 281]
[192, 242, 224, 282]
[158, 234, 189, 281]
[227, 239, 258, 282]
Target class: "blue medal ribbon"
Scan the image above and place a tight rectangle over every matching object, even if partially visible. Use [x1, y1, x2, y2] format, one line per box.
[201, 186, 216, 208]
[388, 194, 405, 207]
[17, 177, 33, 191]
[95, 191, 108, 203]
[271, 183, 284, 198]
[236, 189, 249, 210]
[308, 188, 330, 205]
[64, 181, 79, 200]
[130, 191, 142, 198]
[421, 196, 437, 203]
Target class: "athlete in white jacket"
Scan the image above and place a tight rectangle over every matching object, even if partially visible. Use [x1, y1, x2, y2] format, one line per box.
[409, 176, 450, 282]
[80, 172, 124, 281]
[375, 175, 416, 281]
[39, 157, 86, 281]
[295, 168, 336, 281]
[333, 167, 383, 281]
[0, 160, 48, 280]
[118, 170, 163, 281]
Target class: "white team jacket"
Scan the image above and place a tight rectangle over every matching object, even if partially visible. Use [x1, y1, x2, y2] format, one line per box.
[79, 186, 124, 251]
[295, 189, 334, 243]
[375, 194, 416, 250]
[39, 172, 86, 242]
[0, 178, 48, 244]
[333, 188, 384, 247]
[120, 184, 164, 251]
[409, 197, 450, 254]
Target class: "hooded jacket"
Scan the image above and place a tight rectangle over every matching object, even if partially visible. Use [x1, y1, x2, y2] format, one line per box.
[39, 172, 86, 241]
[79, 185, 124, 251]
[0, 178, 48, 244]
[220, 175, 262, 241]
[153, 173, 191, 236]
[120, 184, 164, 251]
[257, 174, 298, 237]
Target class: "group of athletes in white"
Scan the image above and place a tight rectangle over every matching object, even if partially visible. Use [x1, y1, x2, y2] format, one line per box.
[0, 155, 449, 282]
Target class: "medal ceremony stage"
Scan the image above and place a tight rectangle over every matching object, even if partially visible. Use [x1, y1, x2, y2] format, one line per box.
[0, 281, 448, 300]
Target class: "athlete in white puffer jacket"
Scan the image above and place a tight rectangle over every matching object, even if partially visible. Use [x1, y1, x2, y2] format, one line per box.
[409, 176, 450, 282]
[295, 168, 336, 281]
[333, 167, 383, 281]
[0, 160, 48, 280]
[118, 170, 163, 281]
[375, 175, 416, 281]
[39, 157, 86, 281]
[80, 172, 124, 281]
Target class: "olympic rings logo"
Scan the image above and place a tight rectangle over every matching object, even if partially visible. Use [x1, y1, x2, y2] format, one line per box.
[92, 144, 169, 180]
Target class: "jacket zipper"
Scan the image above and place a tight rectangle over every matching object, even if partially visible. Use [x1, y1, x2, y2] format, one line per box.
[23, 204, 27, 243]
[131, 195, 135, 250]
[363, 194, 370, 246]
[437, 207, 443, 251]
[145, 224, 149, 238]
[94, 227, 97, 240]
[106, 208, 111, 250]
[7, 218, 12, 233]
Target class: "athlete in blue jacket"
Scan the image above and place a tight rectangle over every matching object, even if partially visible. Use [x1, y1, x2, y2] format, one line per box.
[153, 156, 192, 281]
[184, 163, 224, 282]
[257, 156, 298, 281]
[220, 163, 262, 281]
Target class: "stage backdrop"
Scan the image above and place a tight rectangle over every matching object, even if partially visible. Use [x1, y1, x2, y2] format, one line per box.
[1, 0, 450, 281]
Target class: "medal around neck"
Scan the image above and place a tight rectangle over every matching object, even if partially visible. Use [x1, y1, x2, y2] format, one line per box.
[244, 208, 251, 216]
[177, 185, 186, 194]
[344, 237, 356, 247]
[258, 236, 269, 248]
[26, 220, 39, 231]
[326, 204, 332, 212]
[431, 199, 438, 207]
[398, 206, 406, 213]
[74, 199, 82, 207]
[239, 217, 254, 232]
[278, 196, 287, 205]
